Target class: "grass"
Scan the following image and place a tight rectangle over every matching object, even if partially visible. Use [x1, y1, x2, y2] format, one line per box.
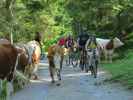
[101, 50, 133, 89]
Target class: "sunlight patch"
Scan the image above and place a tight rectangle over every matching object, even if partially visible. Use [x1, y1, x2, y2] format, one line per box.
[63, 71, 106, 78]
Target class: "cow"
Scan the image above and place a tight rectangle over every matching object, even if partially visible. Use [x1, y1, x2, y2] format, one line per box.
[0, 38, 19, 81]
[0, 38, 20, 99]
[25, 40, 41, 79]
[15, 40, 41, 80]
[96, 37, 124, 63]
[47, 44, 64, 83]
[15, 43, 29, 73]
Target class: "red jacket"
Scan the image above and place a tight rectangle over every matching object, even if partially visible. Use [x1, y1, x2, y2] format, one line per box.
[58, 38, 66, 46]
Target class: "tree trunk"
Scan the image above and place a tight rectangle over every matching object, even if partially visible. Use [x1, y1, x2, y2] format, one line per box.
[5, 0, 15, 44]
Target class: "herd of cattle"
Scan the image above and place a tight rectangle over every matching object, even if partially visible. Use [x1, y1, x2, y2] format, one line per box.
[0, 38, 41, 82]
[0, 36, 124, 97]
[47, 37, 124, 83]
[0, 38, 41, 99]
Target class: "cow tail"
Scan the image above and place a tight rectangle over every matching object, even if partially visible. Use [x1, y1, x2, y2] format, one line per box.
[12, 53, 22, 80]
[14, 53, 21, 72]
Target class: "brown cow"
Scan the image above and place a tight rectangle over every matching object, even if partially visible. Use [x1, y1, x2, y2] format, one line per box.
[47, 44, 64, 83]
[0, 39, 27, 99]
[0, 39, 18, 81]
[15, 44, 29, 73]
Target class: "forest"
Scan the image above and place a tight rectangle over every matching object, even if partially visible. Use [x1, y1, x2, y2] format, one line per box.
[0, 0, 133, 50]
[0, 0, 133, 99]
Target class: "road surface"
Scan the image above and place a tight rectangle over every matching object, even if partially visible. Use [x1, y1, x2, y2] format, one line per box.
[11, 59, 133, 100]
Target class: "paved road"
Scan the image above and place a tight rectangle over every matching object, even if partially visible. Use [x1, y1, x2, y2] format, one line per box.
[11, 59, 133, 100]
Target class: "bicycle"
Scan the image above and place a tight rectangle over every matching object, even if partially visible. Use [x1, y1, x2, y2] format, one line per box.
[79, 47, 89, 72]
[87, 48, 98, 78]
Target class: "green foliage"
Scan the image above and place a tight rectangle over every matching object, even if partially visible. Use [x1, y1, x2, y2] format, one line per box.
[0, 0, 133, 51]
[13, 71, 30, 93]
[0, 80, 7, 100]
[43, 34, 60, 51]
[0, 0, 73, 45]
[102, 51, 133, 89]
[25, 0, 44, 13]
[65, 0, 133, 36]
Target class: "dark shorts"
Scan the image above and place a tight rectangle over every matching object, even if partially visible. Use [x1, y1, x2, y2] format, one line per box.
[78, 45, 85, 51]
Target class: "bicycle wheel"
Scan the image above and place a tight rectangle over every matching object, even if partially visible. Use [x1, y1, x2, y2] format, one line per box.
[93, 60, 98, 78]
[85, 55, 89, 73]
[90, 58, 98, 78]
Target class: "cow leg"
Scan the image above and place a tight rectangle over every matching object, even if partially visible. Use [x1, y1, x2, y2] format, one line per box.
[49, 67, 55, 83]
[97, 49, 101, 63]
[56, 68, 61, 86]
[97, 50, 101, 63]
[60, 56, 64, 71]
[96, 53, 100, 64]
[109, 55, 112, 63]
[64, 54, 67, 65]
[65, 58, 68, 65]
[32, 64, 39, 80]
[56, 68, 61, 81]
[104, 50, 108, 63]
[107, 50, 113, 63]
[109, 52, 113, 63]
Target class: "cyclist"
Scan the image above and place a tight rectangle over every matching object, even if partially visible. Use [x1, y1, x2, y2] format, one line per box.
[77, 32, 89, 50]
[64, 34, 74, 65]
[77, 31, 90, 71]
[85, 35, 99, 75]
[65, 35, 74, 49]
[85, 35, 97, 50]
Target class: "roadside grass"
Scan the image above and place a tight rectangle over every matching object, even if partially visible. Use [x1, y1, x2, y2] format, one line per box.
[101, 51, 133, 89]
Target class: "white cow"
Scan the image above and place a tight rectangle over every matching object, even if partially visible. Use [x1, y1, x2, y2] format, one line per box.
[96, 37, 124, 63]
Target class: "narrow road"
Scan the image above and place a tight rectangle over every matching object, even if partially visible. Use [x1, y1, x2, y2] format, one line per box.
[11, 59, 133, 100]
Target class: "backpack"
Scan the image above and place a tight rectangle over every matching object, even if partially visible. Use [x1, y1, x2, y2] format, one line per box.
[78, 35, 89, 46]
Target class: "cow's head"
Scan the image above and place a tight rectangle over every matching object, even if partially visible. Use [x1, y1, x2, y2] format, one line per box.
[113, 37, 124, 48]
